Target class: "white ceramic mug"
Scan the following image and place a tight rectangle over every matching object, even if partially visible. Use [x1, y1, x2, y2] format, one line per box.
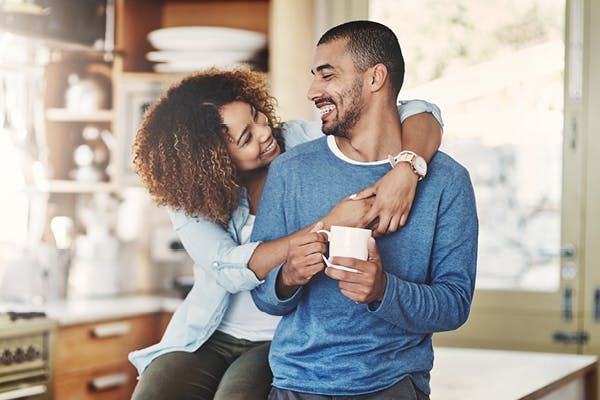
[317, 225, 372, 272]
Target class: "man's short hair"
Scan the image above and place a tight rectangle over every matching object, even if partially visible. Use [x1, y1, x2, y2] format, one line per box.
[318, 20, 405, 97]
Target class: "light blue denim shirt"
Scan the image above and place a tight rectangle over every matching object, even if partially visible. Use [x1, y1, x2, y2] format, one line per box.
[128, 100, 443, 375]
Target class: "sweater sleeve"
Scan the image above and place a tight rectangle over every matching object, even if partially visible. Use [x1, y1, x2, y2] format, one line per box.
[369, 167, 478, 333]
[250, 158, 305, 315]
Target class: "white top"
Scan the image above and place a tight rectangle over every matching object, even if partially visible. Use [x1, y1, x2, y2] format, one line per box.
[327, 135, 390, 165]
[217, 214, 281, 341]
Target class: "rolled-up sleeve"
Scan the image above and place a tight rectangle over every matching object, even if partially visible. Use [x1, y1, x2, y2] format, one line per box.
[397, 99, 444, 129]
[168, 209, 262, 293]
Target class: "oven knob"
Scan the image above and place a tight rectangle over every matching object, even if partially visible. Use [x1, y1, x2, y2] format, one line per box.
[25, 346, 39, 361]
[13, 348, 25, 363]
[1, 350, 12, 365]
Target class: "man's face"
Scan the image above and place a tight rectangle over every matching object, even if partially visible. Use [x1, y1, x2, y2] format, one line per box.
[307, 39, 366, 138]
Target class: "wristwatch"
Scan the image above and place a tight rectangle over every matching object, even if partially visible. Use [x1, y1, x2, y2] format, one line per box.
[388, 150, 427, 180]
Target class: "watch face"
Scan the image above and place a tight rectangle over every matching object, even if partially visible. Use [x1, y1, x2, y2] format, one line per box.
[414, 157, 427, 176]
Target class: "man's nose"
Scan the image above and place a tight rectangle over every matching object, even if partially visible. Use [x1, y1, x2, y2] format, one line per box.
[307, 78, 322, 102]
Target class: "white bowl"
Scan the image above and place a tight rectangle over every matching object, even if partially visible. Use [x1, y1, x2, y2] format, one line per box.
[147, 26, 267, 51]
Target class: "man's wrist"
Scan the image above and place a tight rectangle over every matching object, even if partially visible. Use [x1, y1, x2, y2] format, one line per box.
[377, 272, 387, 302]
[391, 161, 419, 182]
[276, 265, 299, 299]
[368, 273, 387, 310]
[388, 150, 427, 180]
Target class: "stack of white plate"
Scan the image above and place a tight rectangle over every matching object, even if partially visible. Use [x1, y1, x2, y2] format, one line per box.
[146, 26, 268, 73]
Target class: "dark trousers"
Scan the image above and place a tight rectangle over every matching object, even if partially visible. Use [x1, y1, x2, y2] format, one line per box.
[131, 330, 272, 400]
[268, 377, 430, 400]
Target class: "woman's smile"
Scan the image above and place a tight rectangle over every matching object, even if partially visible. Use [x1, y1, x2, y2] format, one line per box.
[260, 137, 279, 158]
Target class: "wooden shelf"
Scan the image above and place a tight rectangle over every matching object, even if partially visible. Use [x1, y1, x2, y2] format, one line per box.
[46, 108, 114, 122]
[115, 0, 269, 72]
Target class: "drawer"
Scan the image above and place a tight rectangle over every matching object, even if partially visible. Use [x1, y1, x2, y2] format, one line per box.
[55, 313, 165, 376]
[54, 364, 138, 400]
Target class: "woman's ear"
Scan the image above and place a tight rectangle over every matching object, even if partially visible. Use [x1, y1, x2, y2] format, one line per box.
[368, 63, 388, 93]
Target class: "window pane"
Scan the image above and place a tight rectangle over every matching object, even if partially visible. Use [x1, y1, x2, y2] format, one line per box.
[370, 0, 565, 291]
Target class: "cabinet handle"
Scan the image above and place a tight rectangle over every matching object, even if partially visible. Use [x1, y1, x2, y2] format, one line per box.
[89, 373, 129, 391]
[90, 321, 131, 338]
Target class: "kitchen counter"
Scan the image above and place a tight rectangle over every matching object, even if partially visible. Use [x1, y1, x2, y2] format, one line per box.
[431, 347, 597, 399]
[4, 296, 596, 399]
[42, 295, 181, 325]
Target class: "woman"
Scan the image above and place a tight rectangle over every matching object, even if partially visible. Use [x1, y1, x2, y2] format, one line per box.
[129, 69, 443, 400]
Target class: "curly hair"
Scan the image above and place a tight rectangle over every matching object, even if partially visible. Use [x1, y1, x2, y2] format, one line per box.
[132, 69, 284, 226]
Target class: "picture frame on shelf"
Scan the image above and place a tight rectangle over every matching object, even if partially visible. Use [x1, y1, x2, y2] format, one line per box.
[116, 75, 177, 186]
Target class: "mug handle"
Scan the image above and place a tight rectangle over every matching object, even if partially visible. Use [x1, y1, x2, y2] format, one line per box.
[316, 229, 330, 241]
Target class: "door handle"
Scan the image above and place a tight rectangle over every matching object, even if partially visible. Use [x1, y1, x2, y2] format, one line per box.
[541, 244, 576, 258]
[560, 244, 576, 258]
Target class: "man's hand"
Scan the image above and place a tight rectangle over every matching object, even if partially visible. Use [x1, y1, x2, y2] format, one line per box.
[352, 163, 418, 237]
[276, 222, 328, 299]
[324, 238, 387, 304]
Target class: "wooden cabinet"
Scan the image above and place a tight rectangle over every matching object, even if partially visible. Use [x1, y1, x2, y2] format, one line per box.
[38, 0, 271, 241]
[54, 312, 171, 400]
[115, 0, 269, 73]
[40, 0, 270, 190]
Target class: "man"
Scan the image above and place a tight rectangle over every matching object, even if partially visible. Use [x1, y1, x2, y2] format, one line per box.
[251, 20, 478, 399]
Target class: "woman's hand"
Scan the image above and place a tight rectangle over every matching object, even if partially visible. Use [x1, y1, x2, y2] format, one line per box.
[321, 196, 376, 230]
[352, 163, 418, 237]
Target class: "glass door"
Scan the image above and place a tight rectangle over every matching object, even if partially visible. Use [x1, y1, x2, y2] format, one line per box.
[370, 0, 585, 353]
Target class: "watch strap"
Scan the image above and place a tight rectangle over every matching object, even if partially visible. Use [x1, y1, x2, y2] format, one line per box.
[387, 150, 426, 180]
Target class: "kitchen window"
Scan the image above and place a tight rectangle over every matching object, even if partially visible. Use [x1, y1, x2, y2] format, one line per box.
[371, 0, 566, 292]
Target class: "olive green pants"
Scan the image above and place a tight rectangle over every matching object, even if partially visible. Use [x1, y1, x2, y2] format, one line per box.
[131, 330, 272, 400]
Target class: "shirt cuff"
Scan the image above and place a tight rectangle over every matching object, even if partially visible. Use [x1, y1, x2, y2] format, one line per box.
[397, 99, 444, 130]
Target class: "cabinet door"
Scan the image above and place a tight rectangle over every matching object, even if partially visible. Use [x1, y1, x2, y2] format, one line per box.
[54, 366, 137, 400]
[55, 314, 163, 375]
[55, 313, 171, 400]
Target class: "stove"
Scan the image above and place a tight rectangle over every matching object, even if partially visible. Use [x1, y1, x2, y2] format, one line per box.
[0, 312, 56, 400]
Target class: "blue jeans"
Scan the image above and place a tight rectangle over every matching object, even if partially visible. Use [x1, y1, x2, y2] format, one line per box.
[268, 377, 429, 400]
[131, 330, 271, 400]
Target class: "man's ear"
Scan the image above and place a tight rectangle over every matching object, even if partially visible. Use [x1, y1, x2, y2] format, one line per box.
[368, 63, 389, 93]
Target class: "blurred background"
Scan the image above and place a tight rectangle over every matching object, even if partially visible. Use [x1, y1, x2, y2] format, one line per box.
[0, 1, 599, 399]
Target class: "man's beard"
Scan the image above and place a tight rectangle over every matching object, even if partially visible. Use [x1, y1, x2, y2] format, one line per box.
[323, 78, 363, 138]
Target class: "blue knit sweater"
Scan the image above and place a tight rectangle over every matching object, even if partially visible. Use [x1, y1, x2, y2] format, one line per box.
[251, 136, 478, 396]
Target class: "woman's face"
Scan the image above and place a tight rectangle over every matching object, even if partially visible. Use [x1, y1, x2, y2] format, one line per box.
[220, 101, 281, 172]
